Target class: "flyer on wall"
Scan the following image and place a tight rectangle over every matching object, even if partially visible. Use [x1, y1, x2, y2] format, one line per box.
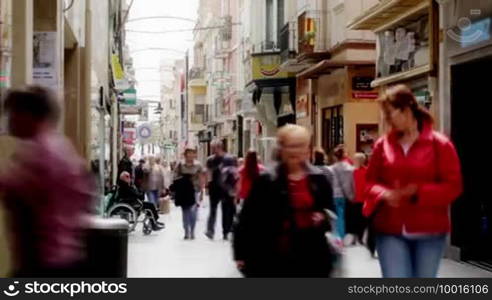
[33, 31, 58, 87]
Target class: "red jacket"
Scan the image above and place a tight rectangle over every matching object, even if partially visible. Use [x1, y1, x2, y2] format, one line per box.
[363, 122, 462, 235]
[238, 164, 265, 200]
[353, 166, 368, 203]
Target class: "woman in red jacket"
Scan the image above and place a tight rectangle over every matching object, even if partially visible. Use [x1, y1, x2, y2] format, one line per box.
[238, 150, 265, 203]
[364, 85, 462, 278]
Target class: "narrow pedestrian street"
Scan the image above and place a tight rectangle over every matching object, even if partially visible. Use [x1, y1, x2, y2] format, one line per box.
[128, 199, 492, 278]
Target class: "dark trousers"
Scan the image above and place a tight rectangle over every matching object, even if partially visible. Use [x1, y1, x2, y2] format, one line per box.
[142, 202, 160, 223]
[221, 195, 236, 237]
[207, 188, 236, 238]
[346, 202, 367, 243]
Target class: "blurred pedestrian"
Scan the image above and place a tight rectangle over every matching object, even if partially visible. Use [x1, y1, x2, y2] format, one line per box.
[205, 140, 235, 240]
[144, 156, 165, 208]
[134, 158, 146, 192]
[233, 125, 335, 277]
[118, 146, 134, 183]
[238, 157, 244, 169]
[172, 148, 205, 240]
[346, 153, 368, 246]
[364, 84, 462, 278]
[313, 148, 334, 184]
[329, 147, 355, 241]
[238, 150, 265, 204]
[0, 86, 94, 277]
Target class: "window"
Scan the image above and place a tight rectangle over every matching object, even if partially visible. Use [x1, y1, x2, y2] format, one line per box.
[266, 0, 275, 47]
[322, 106, 344, 154]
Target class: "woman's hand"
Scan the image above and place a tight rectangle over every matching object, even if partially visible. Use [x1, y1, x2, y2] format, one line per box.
[383, 183, 419, 207]
[312, 212, 326, 226]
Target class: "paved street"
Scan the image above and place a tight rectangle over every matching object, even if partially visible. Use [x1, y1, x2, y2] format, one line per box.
[128, 201, 492, 278]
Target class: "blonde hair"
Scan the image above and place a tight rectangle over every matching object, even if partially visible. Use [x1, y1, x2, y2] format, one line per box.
[353, 152, 367, 167]
[277, 124, 311, 147]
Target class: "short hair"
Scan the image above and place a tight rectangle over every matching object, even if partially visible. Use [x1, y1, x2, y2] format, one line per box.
[4, 85, 60, 123]
[211, 139, 223, 150]
[354, 152, 367, 165]
[119, 171, 131, 181]
[184, 147, 197, 155]
[313, 148, 326, 166]
[277, 124, 311, 147]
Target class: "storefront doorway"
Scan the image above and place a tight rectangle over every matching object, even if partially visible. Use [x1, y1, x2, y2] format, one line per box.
[451, 55, 492, 269]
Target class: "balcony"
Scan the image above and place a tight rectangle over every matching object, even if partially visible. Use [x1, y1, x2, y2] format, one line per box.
[188, 67, 206, 87]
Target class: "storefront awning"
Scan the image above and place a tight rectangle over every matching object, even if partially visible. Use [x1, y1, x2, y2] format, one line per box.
[347, 0, 430, 32]
[297, 60, 374, 80]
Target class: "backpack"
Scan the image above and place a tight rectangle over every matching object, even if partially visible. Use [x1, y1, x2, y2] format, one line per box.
[220, 165, 239, 198]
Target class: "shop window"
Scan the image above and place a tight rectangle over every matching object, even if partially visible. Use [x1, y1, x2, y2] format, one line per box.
[376, 16, 430, 78]
[322, 105, 344, 154]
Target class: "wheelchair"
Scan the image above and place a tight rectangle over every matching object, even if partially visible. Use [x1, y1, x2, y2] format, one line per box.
[104, 186, 157, 235]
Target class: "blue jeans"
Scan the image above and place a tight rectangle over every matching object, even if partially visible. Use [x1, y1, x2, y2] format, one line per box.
[376, 234, 447, 278]
[182, 193, 200, 238]
[334, 197, 346, 238]
[146, 190, 159, 207]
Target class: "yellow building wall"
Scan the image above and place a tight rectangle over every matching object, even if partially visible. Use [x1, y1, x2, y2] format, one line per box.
[343, 102, 381, 158]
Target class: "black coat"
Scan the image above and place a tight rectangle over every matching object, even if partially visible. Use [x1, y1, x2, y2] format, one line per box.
[233, 163, 335, 278]
[170, 174, 196, 208]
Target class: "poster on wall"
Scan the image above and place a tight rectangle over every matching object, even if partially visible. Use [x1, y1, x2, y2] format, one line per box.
[33, 32, 58, 87]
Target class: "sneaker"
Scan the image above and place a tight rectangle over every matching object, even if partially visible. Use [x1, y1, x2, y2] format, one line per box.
[223, 233, 229, 241]
[184, 235, 190, 240]
[190, 232, 195, 240]
[157, 221, 165, 227]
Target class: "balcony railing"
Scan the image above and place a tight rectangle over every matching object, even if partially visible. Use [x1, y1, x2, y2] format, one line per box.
[252, 41, 279, 54]
[189, 67, 204, 80]
[279, 23, 297, 64]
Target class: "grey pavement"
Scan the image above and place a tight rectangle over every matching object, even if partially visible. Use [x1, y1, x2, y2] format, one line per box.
[128, 202, 492, 278]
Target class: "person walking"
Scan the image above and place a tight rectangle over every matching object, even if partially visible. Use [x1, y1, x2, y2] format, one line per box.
[205, 140, 234, 240]
[172, 148, 205, 240]
[364, 84, 462, 278]
[144, 156, 165, 208]
[346, 153, 368, 246]
[220, 157, 239, 240]
[134, 159, 146, 192]
[329, 147, 355, 241]
[238, 150, 265, 204]
[118, 147, 134, 184]
[233, 125, 335, 277]
[0, 86, 94, 277]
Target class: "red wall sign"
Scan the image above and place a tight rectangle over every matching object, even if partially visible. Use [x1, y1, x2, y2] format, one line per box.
[352, 92, 379, 99]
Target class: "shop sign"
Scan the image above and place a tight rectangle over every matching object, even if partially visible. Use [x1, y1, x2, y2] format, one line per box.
[352, 92, 379, 99]
[123, 88, 137, 106]
[137, 123, 152, 142]
[112, 54, 129, 91]
[352, 77, 374, 91]
[296, 95, 309, 119]
[120, 105, 141, 115]
[252, 54, 291, 80]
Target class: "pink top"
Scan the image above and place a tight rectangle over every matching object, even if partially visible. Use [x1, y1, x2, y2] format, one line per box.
[0, 131, 93, 270]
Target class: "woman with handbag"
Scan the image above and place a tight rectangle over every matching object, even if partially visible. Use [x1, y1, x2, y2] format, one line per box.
[172, 148, 205, 240]
[233, 124, 336, 277]
[364, 85, 462, 278]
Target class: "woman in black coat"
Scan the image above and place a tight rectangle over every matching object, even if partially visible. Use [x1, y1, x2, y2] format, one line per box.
[233, 125, 335, 277]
